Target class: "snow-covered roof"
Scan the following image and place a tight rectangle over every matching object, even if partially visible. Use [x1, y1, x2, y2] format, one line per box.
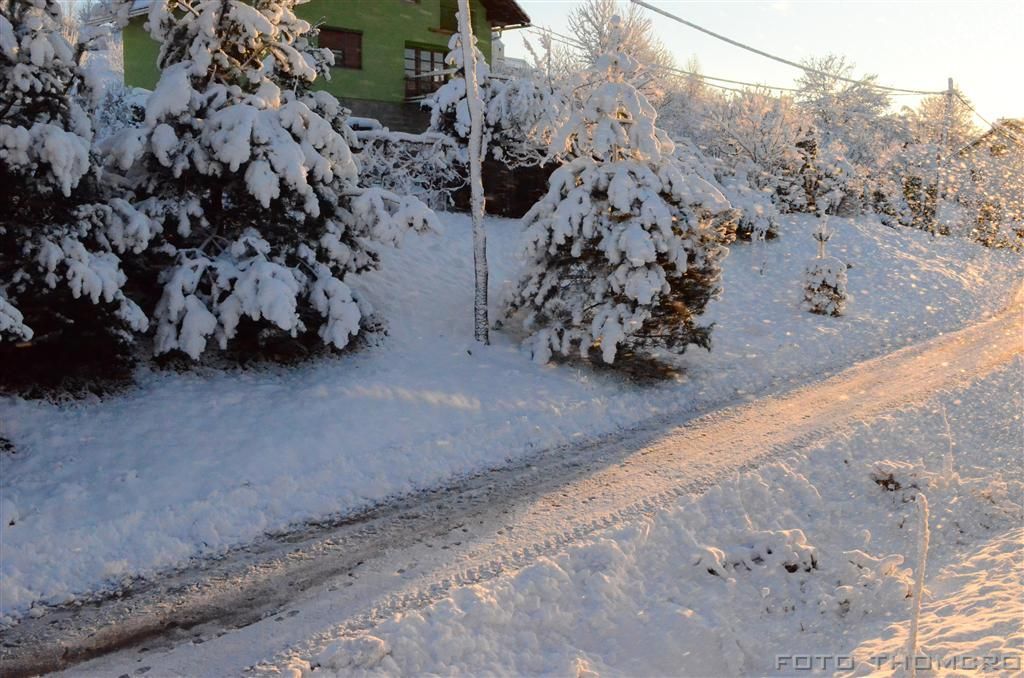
[110, 0, 529, 27]
[959, 119, 1024, 156]
[481, 0, 530, 28]
[128, 0, 150, 17]
[82, 0, 148, 25]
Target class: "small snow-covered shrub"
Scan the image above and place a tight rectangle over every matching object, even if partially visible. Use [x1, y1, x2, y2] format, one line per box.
[869, 458, 1023, 550]
[702, 89, 809, 224]
[505, 17, 736, 366]
[353, 127, 465, 210]
[92, 83, 146, 142]
[718, 169, 779, 241]
[107, 0, 436, 361]
[0, 0, 152, 391]
[803, 257, 848, 316]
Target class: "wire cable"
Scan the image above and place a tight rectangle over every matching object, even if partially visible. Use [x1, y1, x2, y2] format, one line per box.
[629, 0, 945, 95]
[955, 94, 1023, 146]
[526, 26, 801, 93]
[527, 23, 928, 98]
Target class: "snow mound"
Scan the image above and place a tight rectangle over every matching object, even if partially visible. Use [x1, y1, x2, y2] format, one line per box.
[0, 214, 1020, 623]
[282, 364, 1022, 676]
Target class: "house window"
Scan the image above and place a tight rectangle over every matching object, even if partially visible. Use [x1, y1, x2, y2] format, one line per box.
[439, 0, 458, 32]
[320, 27, 362, 69]
[404, 45, 447, 99]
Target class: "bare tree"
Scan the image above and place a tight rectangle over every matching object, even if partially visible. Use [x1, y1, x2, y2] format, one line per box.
[795, 55, 891, 133]
[795, 54, 898, 169]
[909, 88, 977, 150]
[565, 0, 676, 97]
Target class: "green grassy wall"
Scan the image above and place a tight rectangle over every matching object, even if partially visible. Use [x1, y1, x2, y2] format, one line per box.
[123, 18, 160, 90]
[123, 0, 493, 103]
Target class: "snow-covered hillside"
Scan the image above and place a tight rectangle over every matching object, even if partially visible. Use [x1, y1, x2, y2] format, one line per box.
[1, 212, 1020, 624]
[284, 362, 1023, 676]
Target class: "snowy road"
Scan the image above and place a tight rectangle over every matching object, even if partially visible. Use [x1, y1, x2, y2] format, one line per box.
[2, 289, 1021, 677]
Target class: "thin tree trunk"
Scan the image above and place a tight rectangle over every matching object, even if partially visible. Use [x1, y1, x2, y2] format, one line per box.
[905, 493, 930, 677]
[457, 0, 489, 344]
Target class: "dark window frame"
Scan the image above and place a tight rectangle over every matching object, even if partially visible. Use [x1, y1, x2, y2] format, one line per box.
[404, 44, 448, 99]
[319, 26, 363, 70]
[439, 0, 458, 32]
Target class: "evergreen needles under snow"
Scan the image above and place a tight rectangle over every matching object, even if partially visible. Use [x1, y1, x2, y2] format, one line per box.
[0, 0, 148, 351]
[105, 0, 436, 359]
[505, 16, 737, 366]
[803, 256, 848, 317]
[804, 220, 848, 316]
[426, 28, 564, 171]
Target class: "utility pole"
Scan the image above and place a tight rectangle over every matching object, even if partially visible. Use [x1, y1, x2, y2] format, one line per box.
[933, 77, 954, 235]
[941, 77, 954, 152]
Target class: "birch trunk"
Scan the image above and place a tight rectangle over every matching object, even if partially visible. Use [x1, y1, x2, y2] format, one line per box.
[457, 0, 489, 344]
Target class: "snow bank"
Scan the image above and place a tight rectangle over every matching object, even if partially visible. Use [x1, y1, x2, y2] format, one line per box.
[849, 528, 1023, 676]
[0, 213, 1020, 623]
[284, 362, 1022, 676]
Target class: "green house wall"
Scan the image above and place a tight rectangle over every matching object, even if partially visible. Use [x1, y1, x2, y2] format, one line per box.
[122, 0, 494, 103]
[123, 15, 161, 90]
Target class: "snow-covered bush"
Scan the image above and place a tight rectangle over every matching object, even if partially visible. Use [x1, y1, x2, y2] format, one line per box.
[804, 257, 848, 316]
[106, 0, 435, 360]
[718, 162, 780, 240]
[0, 0, 152, 387]
[93, 82, 146, 142]
[353, 125, 465, 210]
[803, 221, 847, 316]
[704, 90, 809, 220]
[662, 134, 778, 243]
[955, 125, 1024, 252]
[487, 74, 566, 168]
[505, 17, 736, 366]
[805, 138, 856, 217]
[427, 32, 565, 170]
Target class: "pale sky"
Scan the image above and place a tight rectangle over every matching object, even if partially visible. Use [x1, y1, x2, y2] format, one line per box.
[502, 0, 1022, 124]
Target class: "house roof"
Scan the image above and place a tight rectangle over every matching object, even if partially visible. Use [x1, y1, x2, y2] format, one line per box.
[959, 118, 1024, 156]
[108, 0, 529, 29]
[481, 0, 530, 28]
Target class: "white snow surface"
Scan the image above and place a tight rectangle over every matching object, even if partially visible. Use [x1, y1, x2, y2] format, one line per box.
[285, 361, 1023, 677]
[0, 212, 1021, 623]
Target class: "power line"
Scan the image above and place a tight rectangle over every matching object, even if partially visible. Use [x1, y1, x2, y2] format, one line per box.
[530, 27, 927, 106]
[955, 94, 1023, 146]
[528, 22, 928, 99]
[526, 26, 801, 94]
[649, 62, 801, 93]
[530, 17, 1013, 173]
[629, 0, 945, 96]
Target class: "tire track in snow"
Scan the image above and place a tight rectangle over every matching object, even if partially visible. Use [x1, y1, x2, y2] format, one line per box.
[4, 289, 1022, 677]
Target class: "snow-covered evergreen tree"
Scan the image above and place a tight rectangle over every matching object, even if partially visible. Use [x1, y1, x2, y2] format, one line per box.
[1, 0, 150, 369]
[505, 17, 736, 366]
[717, 165, 779, 240]
[107, 0, 435, 360]
[427, 31, 491, 160]
[802, 133, 855, 217]
[427, 31, 563, 170]
[804, 219, 847, 316]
